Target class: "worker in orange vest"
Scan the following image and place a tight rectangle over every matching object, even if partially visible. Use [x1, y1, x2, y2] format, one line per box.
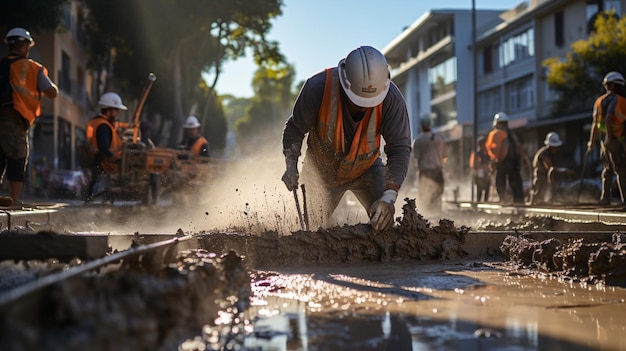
[281, 46, 411, 231]
[0, 27, 58, 206]
[84, 92, 127, 202]
[588, 71, 626, 205]
[485, 112, 528, 204]
[181, 116, 210, 157]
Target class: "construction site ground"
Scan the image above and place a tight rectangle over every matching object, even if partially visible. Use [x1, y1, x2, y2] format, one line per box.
[0, 195, 625, 350]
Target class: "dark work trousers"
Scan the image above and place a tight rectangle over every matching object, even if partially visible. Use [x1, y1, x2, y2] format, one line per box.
[300, 158, 385, 228]
[418, 168, 444, 212]
[495, 159, 524, 204]
[474, 175, 491, 202]
[604, 140, 626, 203]
[86, 155, 104, 201]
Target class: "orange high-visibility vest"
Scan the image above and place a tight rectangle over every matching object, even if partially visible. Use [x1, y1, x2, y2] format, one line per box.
[308, 68, 382, 185]
[9, 57, 47, 125]
[485, 128, 509, 163]
[88, 116, 123, 173]
[190, 136, 209, 156]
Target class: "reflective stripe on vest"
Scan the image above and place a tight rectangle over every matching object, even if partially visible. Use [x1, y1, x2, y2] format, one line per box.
[309, 68, 382, 185]
[10, 58, 45, 125]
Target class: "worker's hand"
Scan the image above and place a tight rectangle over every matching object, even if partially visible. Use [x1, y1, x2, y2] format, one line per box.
[369, 190, 398, 232]
[281, 159, 299, 191]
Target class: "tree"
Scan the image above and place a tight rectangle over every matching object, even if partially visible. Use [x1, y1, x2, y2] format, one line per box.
[235, 62, 295, 153]
[82, 0, 284, 149]
[543, 10, 626, 116]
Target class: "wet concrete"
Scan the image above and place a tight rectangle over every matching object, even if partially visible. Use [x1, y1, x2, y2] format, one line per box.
[2, 197, 626, 350]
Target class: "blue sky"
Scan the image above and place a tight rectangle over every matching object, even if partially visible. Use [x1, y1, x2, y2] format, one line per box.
[215, 0, 525, 98]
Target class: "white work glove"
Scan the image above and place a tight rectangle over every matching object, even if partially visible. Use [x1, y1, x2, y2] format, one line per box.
[368, 189, 398, 232]
[281, 158, 299, 191]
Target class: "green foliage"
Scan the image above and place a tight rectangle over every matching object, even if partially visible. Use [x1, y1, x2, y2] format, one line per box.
[0, 0, 67, 33]
[82, 0, 284, 149]
[236, 63, 296, 148]
[543, 10, 626, 115]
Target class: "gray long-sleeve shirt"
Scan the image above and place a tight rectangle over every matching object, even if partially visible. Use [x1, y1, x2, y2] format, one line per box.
[282, 67, 411, 191]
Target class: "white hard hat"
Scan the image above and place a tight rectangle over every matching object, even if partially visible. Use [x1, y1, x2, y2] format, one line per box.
[338, 46, 390, 108]
[493, 112, 509, 126]
[603, 71, 625, 86]
[98, 92, 127, 110]
[183, 116, 201, 129]
[544, 131, 563, 147]
[4, 27, 34, 47]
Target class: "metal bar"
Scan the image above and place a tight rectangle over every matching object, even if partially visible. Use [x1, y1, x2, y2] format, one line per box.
[0, 235, 194, 307]
[301, 184, 310, 231]
[293, 189, 305, 231]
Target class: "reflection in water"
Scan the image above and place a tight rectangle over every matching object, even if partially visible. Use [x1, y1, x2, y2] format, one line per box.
[180, 262, 626, 350]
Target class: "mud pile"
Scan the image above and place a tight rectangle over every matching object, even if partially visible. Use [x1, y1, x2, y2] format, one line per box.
[198, 198, 470, 268]
[0, 250, 250, 351]
[500, 233, 626, 286]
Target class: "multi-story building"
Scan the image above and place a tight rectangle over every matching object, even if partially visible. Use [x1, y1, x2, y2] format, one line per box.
[384, 0, 624, 195]
[382, 7, 505, 182]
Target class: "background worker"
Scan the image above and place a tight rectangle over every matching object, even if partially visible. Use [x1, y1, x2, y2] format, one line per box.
[85, 92, 127, 202]
[485, 112, 528, 204]
[413, 117, 447, 214]
[588, 71, 626, 205]
[181, 115, 210, 157]
[469, 135, 491, 202]
[281, 45, 411, 231]
[530, 132, 575, 205]
[0, 27, 58, 206]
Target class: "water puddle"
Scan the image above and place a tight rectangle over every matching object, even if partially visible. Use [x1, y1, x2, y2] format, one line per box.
[183, 260, 626, 350]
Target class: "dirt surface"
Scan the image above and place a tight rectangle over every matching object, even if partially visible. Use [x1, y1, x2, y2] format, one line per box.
[500, 232, 626, 287]
[197, 198, 470, 268]
[2, 196, 626, 349]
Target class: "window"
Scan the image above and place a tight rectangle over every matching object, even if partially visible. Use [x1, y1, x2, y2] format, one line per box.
[478, 88, 502, 123]
[507, 76, 534, 113]
[555, 11, 564, 47]
[482, 46, 493, 74]
[428, 57, 457, 97]
[59, 51, 72, 96]
[498, 28, 534, 68]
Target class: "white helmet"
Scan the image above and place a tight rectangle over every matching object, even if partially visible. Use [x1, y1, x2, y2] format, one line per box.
[544, 131, 563, 147]
[183, 116, 201, 129]
[493, 112, 509, 126]
[4, 27, 34, 47]
[602, 71, 625, 86]
[98, 92, 127, 110]
[338, 46, 390, 108]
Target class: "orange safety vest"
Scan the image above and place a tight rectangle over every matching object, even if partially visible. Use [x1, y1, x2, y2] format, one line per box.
[190, 136, 209, 156]
[87, 116, 123, 173]
[485, 128, 509, 163]
[308, 68, 382, 186]
[605, 94, 626, 139]
[9, 57, 47, 125]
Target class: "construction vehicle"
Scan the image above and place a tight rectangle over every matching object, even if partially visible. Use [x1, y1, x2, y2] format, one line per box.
[80, 73, 222, 205]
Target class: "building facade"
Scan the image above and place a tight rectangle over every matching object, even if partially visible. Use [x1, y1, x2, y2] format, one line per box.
[384, 0, 625, 196]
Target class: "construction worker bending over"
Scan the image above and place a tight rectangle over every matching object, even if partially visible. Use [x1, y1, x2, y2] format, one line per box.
[588, 71, 626, 205]
[469, 136, 491, 202]
[530, 132, 575, 205]
[0, 27, 58, 206]
[181, 116, 210, 157]
[281, 46, 411, 231]
[84, 92, 127, 202]
[413, 117, 447, 214]
[485, 112, 528, 204]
